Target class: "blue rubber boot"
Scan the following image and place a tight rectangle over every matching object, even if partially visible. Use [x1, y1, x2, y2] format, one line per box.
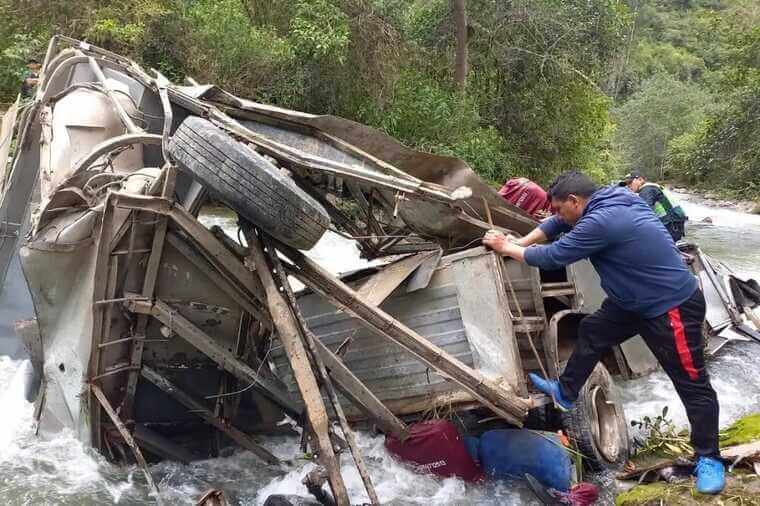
[695, 456, 725, 495]
[528, 373, 573, 412]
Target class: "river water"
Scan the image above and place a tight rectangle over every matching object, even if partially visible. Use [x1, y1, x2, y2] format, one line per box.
[0, 195, 757, 505]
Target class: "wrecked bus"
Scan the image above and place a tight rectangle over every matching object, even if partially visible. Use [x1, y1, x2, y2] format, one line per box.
[1, 36, 757, 502]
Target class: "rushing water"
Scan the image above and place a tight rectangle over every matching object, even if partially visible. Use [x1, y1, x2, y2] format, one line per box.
[0, 197, 758, 505]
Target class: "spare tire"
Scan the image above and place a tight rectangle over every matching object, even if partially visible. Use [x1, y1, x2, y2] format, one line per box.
[560, 363, 629, 471]
[168, 116, 330, 250]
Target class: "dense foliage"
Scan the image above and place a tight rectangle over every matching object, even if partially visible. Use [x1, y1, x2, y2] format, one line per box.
[612, 0, 760, 198]
[0, 1, 757, 196]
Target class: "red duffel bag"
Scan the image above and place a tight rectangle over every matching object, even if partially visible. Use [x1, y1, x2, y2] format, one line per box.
[385, 419, 484, 482]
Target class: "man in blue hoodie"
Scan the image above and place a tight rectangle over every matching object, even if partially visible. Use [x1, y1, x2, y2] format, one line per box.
[483, 170, 724, 495]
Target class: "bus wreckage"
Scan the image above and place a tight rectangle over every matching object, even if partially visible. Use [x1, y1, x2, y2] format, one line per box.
[2, 37, 759, 504]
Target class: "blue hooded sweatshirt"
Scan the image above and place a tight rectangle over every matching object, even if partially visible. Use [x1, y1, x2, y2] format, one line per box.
[523, 185, 697, 319]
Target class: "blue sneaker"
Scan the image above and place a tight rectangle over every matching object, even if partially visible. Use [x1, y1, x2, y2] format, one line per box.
[528, 373, 573, 412]
[695, 456, 725, 495]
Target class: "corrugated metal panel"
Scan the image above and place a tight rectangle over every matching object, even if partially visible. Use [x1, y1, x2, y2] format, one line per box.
[270, 265, 474, 403]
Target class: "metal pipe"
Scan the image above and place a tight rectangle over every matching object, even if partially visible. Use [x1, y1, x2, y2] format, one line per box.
[72, 133, 162, 175]
[158, 86, 173, 164]
[87, 56, 141, 134]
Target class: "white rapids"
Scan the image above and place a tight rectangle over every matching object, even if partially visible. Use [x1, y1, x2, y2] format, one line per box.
[0, 197, 756, 505]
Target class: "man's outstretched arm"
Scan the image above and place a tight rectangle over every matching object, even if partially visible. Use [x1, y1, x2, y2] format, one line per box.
[484, 216, 608, 270]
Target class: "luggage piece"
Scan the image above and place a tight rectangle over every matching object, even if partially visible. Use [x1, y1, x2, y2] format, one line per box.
[385, 420, 484, 482]
[478, 429, 573, 491]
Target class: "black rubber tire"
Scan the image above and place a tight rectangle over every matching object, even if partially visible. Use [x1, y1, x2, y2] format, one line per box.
[560, 363, 630, 472]
[168, 116, 330, 250]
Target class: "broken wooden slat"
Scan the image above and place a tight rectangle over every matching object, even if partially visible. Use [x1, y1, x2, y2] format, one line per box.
[245, 231, 350, 506]
[278, 243, 531, 426]
[355, 251, 435, 307]
[91, 384, 162, 500]
[457, 210, 515, 236]
[264, 234, 379, 505]
[128, 299, 299, 415]
[140, 366, 279, 464]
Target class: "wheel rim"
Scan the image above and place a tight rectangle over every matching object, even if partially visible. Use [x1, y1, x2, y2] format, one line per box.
[590, 385, 621, 462]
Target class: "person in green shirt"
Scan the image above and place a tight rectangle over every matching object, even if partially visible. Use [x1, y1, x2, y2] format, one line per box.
[20, 58, 41, 99]
[621, 171, 688, 242]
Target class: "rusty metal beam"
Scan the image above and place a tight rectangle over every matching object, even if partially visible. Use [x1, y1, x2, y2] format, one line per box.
[165, 232, 270, 328]
[123, 166, 177, 418]
[134, 424, 195, 464]
[312, 338, 407, 440]
[88, 195, 118, 452]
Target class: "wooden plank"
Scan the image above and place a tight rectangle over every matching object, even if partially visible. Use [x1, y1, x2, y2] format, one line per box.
[245, 231, 350, 506]
[140, 366, 278, 465]
[91, 384, 161, 500]
[355, 251, 434, 306]
[264, 234, 379, 505]
[453, 253, 527, 396]
[129, 299, 299, 415]
[278, 243, 530, 426]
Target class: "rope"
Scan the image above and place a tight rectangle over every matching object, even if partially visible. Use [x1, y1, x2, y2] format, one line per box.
[503, 268, 549, 380]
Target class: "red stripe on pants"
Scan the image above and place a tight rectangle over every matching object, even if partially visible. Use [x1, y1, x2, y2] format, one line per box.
[668, 308, 699, 381]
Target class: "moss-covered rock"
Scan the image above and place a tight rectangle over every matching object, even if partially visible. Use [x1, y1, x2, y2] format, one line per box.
[720, 413, 760, 447]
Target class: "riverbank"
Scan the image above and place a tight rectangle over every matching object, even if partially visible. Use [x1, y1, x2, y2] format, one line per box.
[615, 413, 760, 505]
[669, 186, 760, 215]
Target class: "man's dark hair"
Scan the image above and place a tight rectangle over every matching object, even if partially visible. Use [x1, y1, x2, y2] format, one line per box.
[547, 170, 599, 200]
[27, 57, 40, 65]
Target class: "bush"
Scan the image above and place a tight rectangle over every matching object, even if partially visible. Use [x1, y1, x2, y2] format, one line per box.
[0, 33, 48, 102]
[290, 0, 350, 64]
[613, 73, 713, 179]
[361, 71, 515, 185]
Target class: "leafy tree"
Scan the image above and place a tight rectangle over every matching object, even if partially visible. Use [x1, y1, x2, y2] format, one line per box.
[614, 73, 713, 179]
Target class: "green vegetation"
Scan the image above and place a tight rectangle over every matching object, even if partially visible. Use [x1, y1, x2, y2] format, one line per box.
[720, 413, 760, 447]
[621, 412, 760, 506]
[612, 0, 760, 198]
[616, 475, 760, 505]
[0, 0, 629, 186]
[630, 407, 693, 458]
[0, 1, 757, 195]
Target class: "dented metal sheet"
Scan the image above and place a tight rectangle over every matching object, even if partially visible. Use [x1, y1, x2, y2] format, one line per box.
[274, 267, 473, 403]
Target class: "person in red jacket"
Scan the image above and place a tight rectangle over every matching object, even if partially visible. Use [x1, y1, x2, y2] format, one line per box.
[498, 177, 552, 218]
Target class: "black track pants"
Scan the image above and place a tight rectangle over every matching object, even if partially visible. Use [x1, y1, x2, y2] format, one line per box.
[559, 288, 720, 458]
